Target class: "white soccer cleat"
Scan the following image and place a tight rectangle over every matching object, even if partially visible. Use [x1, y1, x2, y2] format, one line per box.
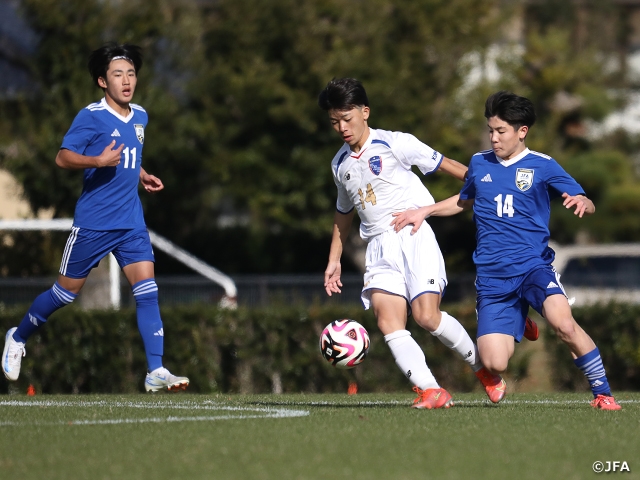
[2, 327, 26, 381]
[144, 367, 189, 392]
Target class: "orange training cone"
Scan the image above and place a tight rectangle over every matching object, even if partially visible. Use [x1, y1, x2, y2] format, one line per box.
[348, 382, 358, 395]
[26, 385, 36, 396]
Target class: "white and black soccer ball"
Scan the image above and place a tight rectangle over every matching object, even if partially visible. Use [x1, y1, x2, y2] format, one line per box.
[319, 319, 370, 369]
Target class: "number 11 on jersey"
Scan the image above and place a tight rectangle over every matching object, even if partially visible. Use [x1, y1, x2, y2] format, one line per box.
[494, 193, 514, 217]
[123, 147, 137, 169]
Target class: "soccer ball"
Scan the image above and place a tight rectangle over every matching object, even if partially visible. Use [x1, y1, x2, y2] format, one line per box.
[319, 319, 370, 369]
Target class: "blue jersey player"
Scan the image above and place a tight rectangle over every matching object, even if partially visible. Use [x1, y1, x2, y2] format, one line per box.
[319, 78, 512, 409]
[2, 42, 189, 393]
[392, 91, 620, 410]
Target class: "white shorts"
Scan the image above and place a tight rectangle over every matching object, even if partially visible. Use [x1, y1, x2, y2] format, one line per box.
[361, 224, 447, 309]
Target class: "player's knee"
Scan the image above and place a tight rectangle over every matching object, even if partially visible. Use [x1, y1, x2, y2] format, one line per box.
[552, 318, 578, 343]
[412, 309, 440, 332]
[479, 347, 510, 374]
[481, 357, 509, 375]
[132, 279, 159, 306]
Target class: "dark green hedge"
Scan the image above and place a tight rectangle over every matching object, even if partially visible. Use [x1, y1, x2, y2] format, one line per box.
[2, 302, 637, 394]
[0, 303, 484, 395]
[544, 303, 640, 392]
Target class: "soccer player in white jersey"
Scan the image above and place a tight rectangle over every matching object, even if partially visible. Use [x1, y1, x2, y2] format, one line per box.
[319, 77, 508, 408]
[1, 42, 189, 393]
[392, 91, 621, 410]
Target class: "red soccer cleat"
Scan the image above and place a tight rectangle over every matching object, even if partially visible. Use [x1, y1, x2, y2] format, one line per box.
[524, 316, 539, 341]
[411, 386, 454, 409]
[475, 367, 506, 403]
[591, 394, 621, 411]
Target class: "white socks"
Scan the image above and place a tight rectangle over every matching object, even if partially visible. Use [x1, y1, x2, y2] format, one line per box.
[431, 311, 482, 372]
[384, 329, 439, 390]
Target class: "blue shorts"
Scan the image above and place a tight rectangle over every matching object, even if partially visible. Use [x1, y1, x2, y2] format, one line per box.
[475, 265, 566, 342]
[59, 226, 155, 279]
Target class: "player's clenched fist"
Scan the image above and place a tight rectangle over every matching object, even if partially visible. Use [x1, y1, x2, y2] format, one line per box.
[95, 140, 124, 167]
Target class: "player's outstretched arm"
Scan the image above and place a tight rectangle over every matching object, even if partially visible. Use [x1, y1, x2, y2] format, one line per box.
[561, 192, 595, 218]
[55, 140, 123, 169]
[324, 210, 354, 296]
[140, 167, 164, 193]
[437, 157, 468, 182]
[391, 194, 469, 234]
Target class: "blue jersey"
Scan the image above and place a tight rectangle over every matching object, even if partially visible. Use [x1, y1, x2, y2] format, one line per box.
[460, 148, 584, 277]
[61, 98, 148, 230]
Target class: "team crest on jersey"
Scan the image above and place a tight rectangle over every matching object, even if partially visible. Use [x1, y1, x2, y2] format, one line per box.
[134, 124, 144, 144]
[368, 156, 382, 176]
[515, 168, 534, 191]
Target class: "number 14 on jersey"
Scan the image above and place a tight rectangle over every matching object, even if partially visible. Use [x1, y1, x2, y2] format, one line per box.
[494, 193, 514, 218]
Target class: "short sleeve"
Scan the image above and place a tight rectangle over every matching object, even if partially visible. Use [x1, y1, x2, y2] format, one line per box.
[392, 132, 443, 176]
[545, 159, 585, 198]
[60, 109, 97, 154]
[335, 182, 353, 214]
[459, 157, 477, 200]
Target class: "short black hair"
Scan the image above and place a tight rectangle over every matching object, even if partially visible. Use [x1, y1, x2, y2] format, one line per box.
[88, 42, 143, 87]
[318, 77, 369, 111]
[484, 91, 536, 129]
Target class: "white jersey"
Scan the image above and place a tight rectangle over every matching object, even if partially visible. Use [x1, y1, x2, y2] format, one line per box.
[331, 128, 442, 241]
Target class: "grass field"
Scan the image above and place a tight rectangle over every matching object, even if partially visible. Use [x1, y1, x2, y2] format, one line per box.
[0, 391, 638, 480]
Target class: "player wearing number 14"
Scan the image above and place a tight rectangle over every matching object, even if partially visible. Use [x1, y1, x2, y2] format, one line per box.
[392, 91, 620, 410]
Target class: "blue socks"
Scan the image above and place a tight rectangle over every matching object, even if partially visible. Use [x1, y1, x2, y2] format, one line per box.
[574, 347, 612, 398]
[133, 279, 164, 372]
[13, 282, 77, 343]
[13, 279, 165, 373]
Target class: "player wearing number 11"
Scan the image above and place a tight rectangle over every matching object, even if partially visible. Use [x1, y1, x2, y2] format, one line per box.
[392, 91, 620, 410]
[1, 42, 188, 392]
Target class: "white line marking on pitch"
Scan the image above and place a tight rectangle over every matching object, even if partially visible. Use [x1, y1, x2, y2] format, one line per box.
[257, 399, 640, 406]
[0, 400, 309, 426]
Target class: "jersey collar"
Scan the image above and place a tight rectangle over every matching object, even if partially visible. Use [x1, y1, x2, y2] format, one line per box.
[497, 147, 530, 167]
[101, 97, 134, 123]
[348, 128, 374, 159]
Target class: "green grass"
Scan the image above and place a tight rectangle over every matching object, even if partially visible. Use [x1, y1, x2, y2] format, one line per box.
[0, 392, 638, 480]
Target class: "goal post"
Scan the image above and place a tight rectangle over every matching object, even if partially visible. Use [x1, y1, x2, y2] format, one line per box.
[0, 219, 237, 309]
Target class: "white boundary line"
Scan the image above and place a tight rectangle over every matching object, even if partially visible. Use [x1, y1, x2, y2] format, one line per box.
[252, 399, 640, 406]
[0, 400, 309, 426]
[0, 398, 637, 426]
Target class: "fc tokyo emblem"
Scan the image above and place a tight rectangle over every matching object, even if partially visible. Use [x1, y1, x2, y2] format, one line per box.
[134, 124, 144, 144]
[515, 168, 534, 191]
[368, 156, 382, 176]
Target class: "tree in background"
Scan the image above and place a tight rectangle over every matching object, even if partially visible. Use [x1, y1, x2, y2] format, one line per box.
[0, 0, 639, 278]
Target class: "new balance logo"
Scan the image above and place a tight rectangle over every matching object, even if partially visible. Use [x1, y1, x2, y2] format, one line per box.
[547, 282, 559, 289]
[154, 328, 164, 337]
[28, 313, 38, 326]
[111, 129, 121, 137]
[481, 174, 492, 182]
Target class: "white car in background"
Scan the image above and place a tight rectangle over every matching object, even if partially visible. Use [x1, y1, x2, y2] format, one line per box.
[551, 242, 640, 306]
